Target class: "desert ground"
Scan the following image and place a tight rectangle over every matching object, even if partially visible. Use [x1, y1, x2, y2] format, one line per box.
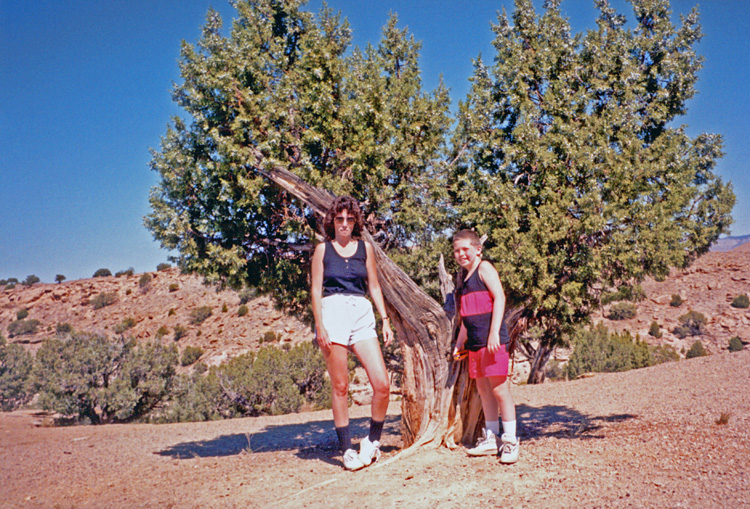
[2, 349, 748, 508]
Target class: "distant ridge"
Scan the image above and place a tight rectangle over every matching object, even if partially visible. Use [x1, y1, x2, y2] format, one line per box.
[710, 234, 750, 252]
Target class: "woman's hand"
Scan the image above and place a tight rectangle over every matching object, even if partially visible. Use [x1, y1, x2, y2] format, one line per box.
[316, 326, 331, 352]
[382, 319, 394, 347]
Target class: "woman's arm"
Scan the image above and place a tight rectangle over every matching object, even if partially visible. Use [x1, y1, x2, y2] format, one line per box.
[365, 241, 394, 346]
[478, 260, 506, 354]
[310, 242, 331, 350]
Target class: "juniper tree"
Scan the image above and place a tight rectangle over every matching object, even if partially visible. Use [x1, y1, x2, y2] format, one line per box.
[145, 0, 452, 308]
[453, 0, 734, 382]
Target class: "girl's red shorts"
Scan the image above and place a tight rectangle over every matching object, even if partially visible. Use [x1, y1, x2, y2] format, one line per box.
[468, 344, 509, 379]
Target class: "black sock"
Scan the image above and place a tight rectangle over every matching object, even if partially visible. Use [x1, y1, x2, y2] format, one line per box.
[368, 419, 384, 443]
[335, 425, 351, 452]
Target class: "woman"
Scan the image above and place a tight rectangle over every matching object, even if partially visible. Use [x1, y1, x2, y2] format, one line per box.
[311, 196, 394, 471]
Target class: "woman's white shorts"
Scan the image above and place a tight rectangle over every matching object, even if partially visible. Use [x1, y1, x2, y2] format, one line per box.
[320, 294, 377, 346]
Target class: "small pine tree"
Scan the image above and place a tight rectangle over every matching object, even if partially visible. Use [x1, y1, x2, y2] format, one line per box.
[728, 336, 744, 352]
[648, 321, 662, 338]
[686, 340, 708, 359]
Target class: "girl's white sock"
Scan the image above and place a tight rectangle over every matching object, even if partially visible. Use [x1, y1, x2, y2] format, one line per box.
[502, 420, 517, 440]
[485, 420, 500, 436]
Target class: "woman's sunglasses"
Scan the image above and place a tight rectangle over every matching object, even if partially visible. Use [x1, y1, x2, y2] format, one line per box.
[334, 216, 356, 225]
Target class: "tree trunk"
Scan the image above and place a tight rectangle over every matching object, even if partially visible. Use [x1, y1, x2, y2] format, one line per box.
[526, 342, 554, 384]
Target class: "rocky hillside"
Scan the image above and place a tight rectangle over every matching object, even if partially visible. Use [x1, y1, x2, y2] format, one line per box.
[2, 241, 749, 369]
[593, 241, 750, 354]
[0, 268, 313, 365]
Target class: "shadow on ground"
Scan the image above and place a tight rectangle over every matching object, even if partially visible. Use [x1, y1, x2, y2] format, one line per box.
[157, 414, 401, 460]
[517, 404, 637, 441]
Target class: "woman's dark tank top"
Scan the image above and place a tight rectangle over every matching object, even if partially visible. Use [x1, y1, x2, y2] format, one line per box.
[322, 240, 368, 297]
[458, 262, 510, 351]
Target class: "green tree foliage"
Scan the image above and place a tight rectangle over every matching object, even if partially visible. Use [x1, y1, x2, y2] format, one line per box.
[32, 333, 178, 424]
[453, 0, 734, 381]
[157, 263, 172, 271]
[145, 0, 453, 308]
[115, 268, 135, 277]
[565, 324, 652, 379]
[16, 308, 29, 320]
[0, 336, 34, 411]
[670, 294, 684, 307]
[138, 273, 152, 289]
[23, 275, 40, 287]
[93, 268, 112, 278]
[238, 304, 249, 316]
[55, 274, 66, 284]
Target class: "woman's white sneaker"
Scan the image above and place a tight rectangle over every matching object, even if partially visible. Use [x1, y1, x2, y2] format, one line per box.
[358, 437, 381, 466]
[343, 448, 365, 471]
[467, 429, 498, 456]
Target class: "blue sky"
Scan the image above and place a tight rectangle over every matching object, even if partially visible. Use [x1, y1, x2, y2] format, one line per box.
[2, 0, 748, 283]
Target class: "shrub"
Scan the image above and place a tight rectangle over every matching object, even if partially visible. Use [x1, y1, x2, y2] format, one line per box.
[238, 287, 255, 305]
[648, 321, 662, 338]
[165, 342, 330, 422]
[670, 294, 684, 307]
[728, 336, 744, 352]
[238, 304, 249, 317]
[261, 330, 279, 343]
[180, 346, 204, 366]
[113, 317, 137, 334]
[168, 283, 179, 292]
[0, 279, 6, 285]
[545, 360, 566, 381]
[55, 274, 66, 284]
[673, 310, 706, 339]
[138, 273, 152, 289]
[173, 325, 188, 341]
[565, 324, 652, 379]
[157, 263, 171, 272]
[56, 322, 73, 334]
[190, 306, 212, 325]
[685, 340, 708, 359]
[93, 268, 112, 278]
[7, 278, 18, 284]
[8, 319, 41, 337]
[4, 283, 15, 291]
[115, 268, 135, 277]
[650, 344, 680, 364]
[730, 294, 750, 309]
[23, 275, 41, 286]
[32, 333, 178, 424]
[155, 325, 169, 340]
[0, 335, 34, 411]
[601, 284, 646, 305]
[606, 302, 637, 321]
[90, 292, 117, 310]
[168, 308, 176, 317]
[16, 308, 29, 320]
[221, 303, 228, 313]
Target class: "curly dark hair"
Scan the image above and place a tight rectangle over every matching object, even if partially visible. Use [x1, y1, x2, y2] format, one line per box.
[323, 196, 364, 241]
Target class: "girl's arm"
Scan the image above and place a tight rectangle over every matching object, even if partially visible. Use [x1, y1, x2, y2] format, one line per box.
[478, 260, 506, 354]
[310, 242, 330, 350]
[365, 240, 394, 346]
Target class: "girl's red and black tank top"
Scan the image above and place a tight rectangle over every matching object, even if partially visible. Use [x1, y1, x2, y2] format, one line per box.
[322, 241, 368, 297]
[458, 262, 510, 351]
